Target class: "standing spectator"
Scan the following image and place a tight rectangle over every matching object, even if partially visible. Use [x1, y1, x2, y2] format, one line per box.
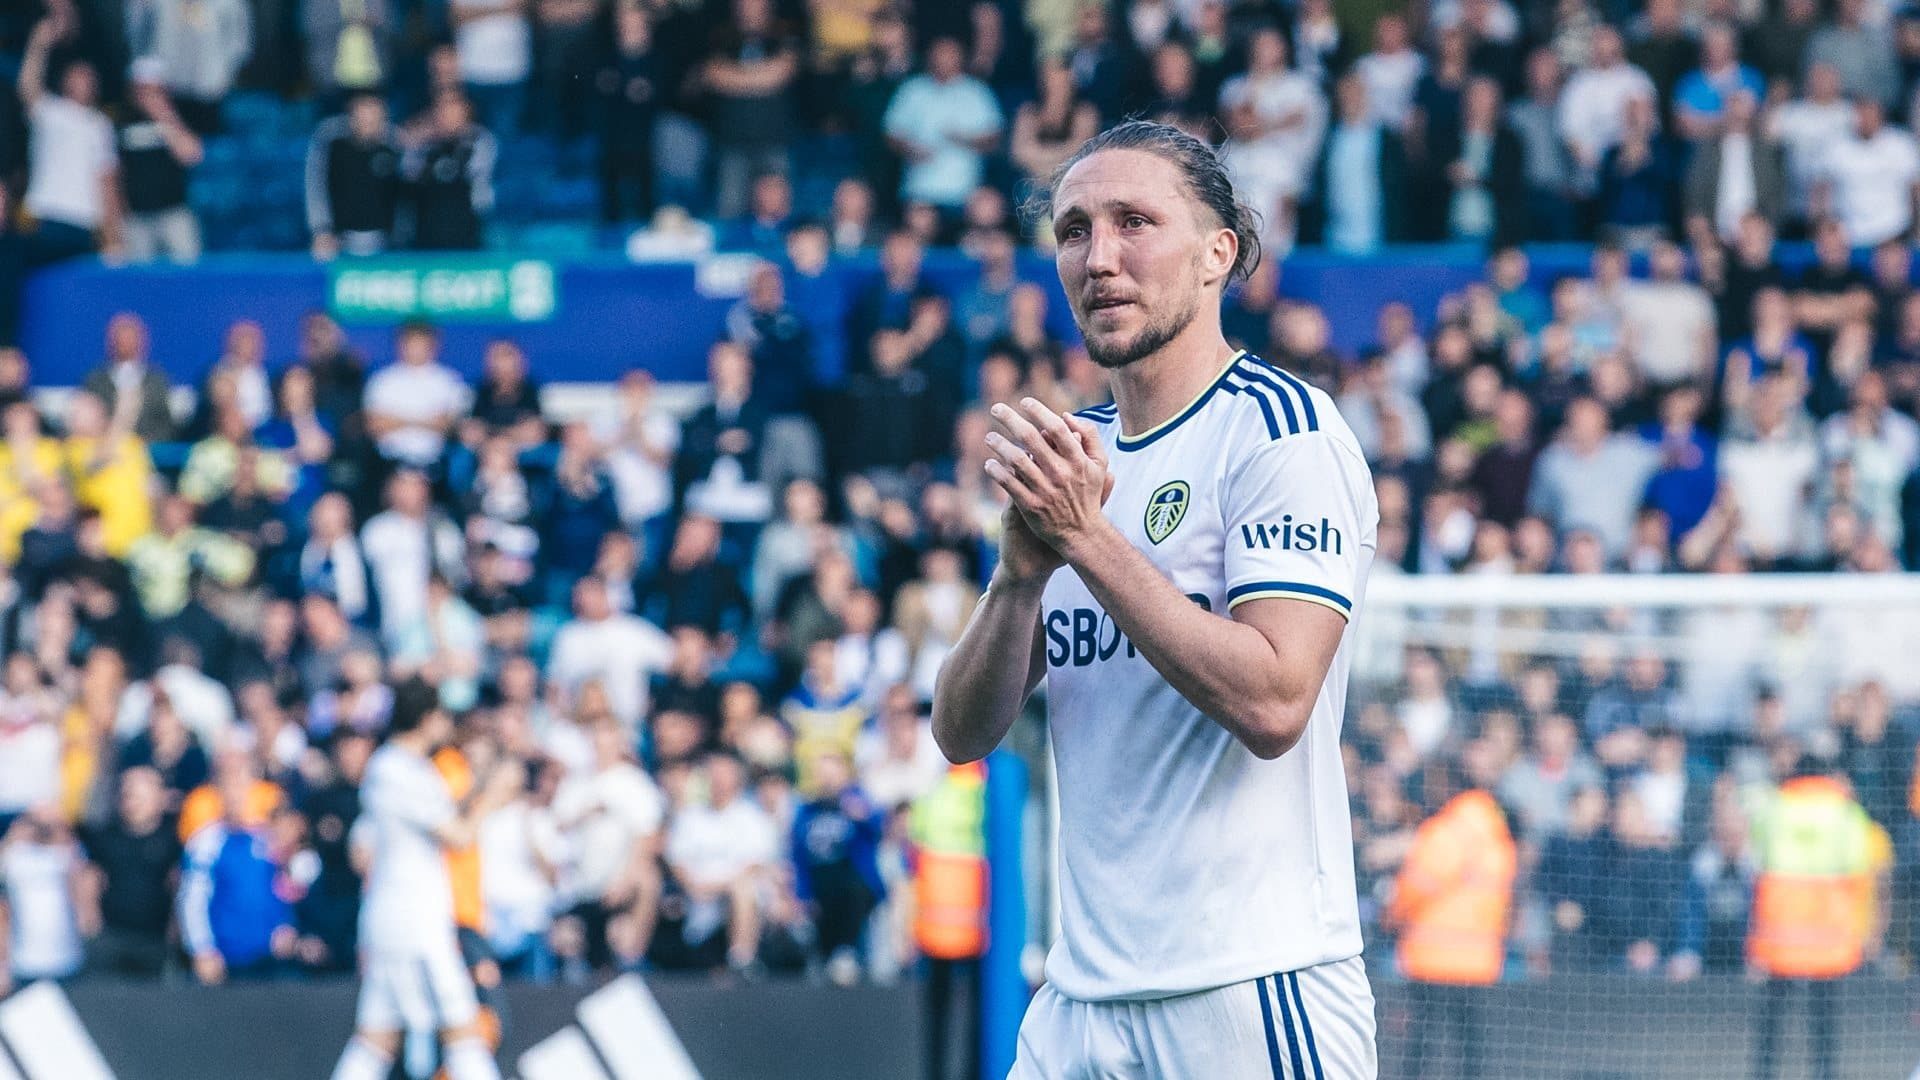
[1672, 23, 1764, 142]
[448, 0, 530, 138]
[702, 0, 800, 219]
[1805, 0, 1900, 109]
[1769, 65, 1853, 236]
[884, 37, 1004, 215]
[637, 514, 749, 639]
[782, 640, 868, 796]
[1354, 13, 1425, 131]
[1009, 56, 1097, 191]
[364, 321, 470, 468]
[1469, 389, 1539, 528]
[1527, 396, 1661, 557]
[0, 804, 90, 994]
[1557, 27, 1656, 193]
[117, 58, 202, 264]
[361, 469, 465, 646]
[1445, 77, 1526, 246]
[1814, 98, 1920, 249]
[78, 766, 181, 978]
[63, 389, 155, 558]
[1303, 74, 1407, 255]
[1683, 91, 1784, 245]
[719, 173, 793, 253]
[673, 341, 771, 523]
[1627, 0, 1697, 129]
[0, 653, 60, 833]
[1508, 48, 1578, 241]
[533, 0, 600, 138]
[1218, 24, 1327, 252]
[790, 749, 884, 985]
[1719, 381, 1819, 565]
[125, 0, 250, 133]
[470, 338, 543, 437]
[307, 94, 404, 259]
[547, 576, 673, 730]
[177, 784, 297, 984]
[1385, 763, 1517, 1080]
[595, 1, 659, 224]
[404, 92, 497, 251]
[1621, 242, 1717, 389]
[833, 329, 941, 480]
[18, 16, 122, 264]
[1746, 0, 1819, 89]
[1594, 95, 1673, 248]
[1668, 803, 1759, 979]
[305, 0, 391, 105]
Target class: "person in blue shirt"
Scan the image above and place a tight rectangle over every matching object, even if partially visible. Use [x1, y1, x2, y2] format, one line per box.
[178, 783, 298, 983]
[790, 748, 885, 986]
[1673, 24, 1767, 142]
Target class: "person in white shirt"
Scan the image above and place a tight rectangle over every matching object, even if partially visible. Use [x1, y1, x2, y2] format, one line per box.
[545, 576, 673, 729]
[1353, 13, 1425, 130]
[1620, 241, 1717, 387]
[1768, 63, 1854, 228]
[550, 717, 667, 971]
[855, 683, 950, 811]
[1218, 25, 1328, 252]
[447, 0, 530, 138]
[883, 36, 1005, 209]
[592, 369, 680, 532]
[16, 15, 122, 260]
[363, 322, 472, 467]
[0, 805, 89, 994]
[360, 469, 465, 646]
[330, 680, 519, 1080]
[665, 751, 779, 973]
[1556, 26, 1656, 180]
[937, 120, 1379, 1077]
[1815, 97, 1920, 247]
[1719, 380, 1820, 563]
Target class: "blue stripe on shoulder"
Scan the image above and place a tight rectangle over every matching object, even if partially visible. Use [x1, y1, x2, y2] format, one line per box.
[1264, 364, 1321, 432]
[1073, 405, 1117, 422]
[1222, 381, 1282, 440]
[1287, 973, 1325, 1080]
[1232, 361, 1304, 435]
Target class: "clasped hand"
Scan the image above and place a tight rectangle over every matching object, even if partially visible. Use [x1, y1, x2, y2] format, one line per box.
[984, 398, 1114, 562]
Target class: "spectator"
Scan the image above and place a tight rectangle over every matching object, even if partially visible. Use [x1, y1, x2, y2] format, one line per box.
[673, 341, 772, 524]
[1009, 56, 1098, 190]
[1814, 98, 1920, 249]
[403, 92, 497, 251]
[1557, 26, 1656, 185]
[1598, 790, 1687, 973]
[360, 468, 465, 646]
[637, 514, 749, 639]
[1805, 0, 1900, 109]
[856, 684, 947, 810]
[78, 766, 181, 978]
[307, 93, 404, 259]
[719, 173, 793, 254]
[1355, 13, 1426, 131]
[364, 321, 470, 468]
[1527, 396, 1660, 557]
[1468, 389, 1538, 528]
[1219, 24, 1327, 252]
[304, 0, 391, 105]
[790, 748, 883, 985]
[125, 0, 250, 134]
[782, 640, 867, 796]
[0, 803, 90, 994]
[1445, 77, 1526, 246]
[1302, 73, 1408, 255]
[18, 16, 121, 264]
[662, 751, 778, 974]
[1500, 713, 1604, 841]
[1509, 48, 1578, 241]
[177, 780, 297, 984]
[125, 493, 255, 620]
[297, 493, 371, 625]
[703, 0, 800, 219]
[470, 338, 543, 438]
[884, 37, 1004, 214]
[1594, 94, 1673, 248]
[115, 58, 201, 264]
[1621, 242, 1716, 389]
[550, 716, 666, 973]
[1141, 39, 1211, 140]
[533, 0, 599, 138]
[547, 576, 673, 730]
[1683, 91, 1784, 246]
[1746, 0, 1819, 89]
[62, 388, 154, 558]
[725, 261, 816, 419]
[1672, 23, 1764, 143]
[1769, 65, 1853, 235]
[447, 0, 529, 139]
[594, 2, 659, 225]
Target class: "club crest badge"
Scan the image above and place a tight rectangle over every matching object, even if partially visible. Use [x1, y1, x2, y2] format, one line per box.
[1145, 481, 1190, 545]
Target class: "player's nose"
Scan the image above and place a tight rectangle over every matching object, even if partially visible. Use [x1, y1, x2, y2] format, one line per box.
[1084, 220, 1121, 278]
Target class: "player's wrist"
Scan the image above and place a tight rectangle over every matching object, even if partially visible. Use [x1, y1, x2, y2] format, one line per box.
[988, 565, 1053, 597]
[1055, 518, 1122, 568]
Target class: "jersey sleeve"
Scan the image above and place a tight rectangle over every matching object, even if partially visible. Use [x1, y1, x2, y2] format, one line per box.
[1219, 432, 1375, 621]
[364, 756, 458, 840]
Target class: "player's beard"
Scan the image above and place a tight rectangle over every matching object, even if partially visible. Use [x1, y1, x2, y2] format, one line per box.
[1082, 291, 1202, 370]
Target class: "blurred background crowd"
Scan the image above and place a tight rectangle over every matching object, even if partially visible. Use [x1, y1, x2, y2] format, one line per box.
[0, 0, 1915, 1054]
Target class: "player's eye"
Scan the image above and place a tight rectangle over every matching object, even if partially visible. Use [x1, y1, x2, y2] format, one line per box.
[1123, 214, 1151, 229]
[1059, 223, 1088, 242]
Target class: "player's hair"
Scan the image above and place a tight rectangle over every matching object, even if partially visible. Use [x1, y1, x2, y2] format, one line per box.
[388, 677, 443, 735]
[1023, 119, 1263, 286]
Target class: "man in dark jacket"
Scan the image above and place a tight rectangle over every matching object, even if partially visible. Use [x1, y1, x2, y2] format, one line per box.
[673, 342, 769, 515]
[306, 93, 402, 258]
[1302, 73, 1409, 252]
[403, 92, 495, 251]
[1683, 90, 1786, 243]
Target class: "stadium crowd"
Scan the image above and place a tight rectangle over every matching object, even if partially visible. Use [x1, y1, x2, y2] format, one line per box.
[0, 0, 1915, 1029]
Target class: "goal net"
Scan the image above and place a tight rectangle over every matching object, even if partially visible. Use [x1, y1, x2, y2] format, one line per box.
[1346, 571, 1920, 1080]
[1026, 571, 1920, 1079]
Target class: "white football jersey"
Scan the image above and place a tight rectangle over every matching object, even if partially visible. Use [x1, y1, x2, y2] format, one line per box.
[356, 743, 459, 954]
[1039, 350, 1379, 1001]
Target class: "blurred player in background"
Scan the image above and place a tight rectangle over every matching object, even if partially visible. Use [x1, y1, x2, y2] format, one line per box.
[934, 120, 1380, 1078]
[330, 680, 518, 1080]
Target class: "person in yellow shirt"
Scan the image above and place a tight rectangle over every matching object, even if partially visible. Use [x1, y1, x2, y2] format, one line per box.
[61, 389, 154, 558]
[0, 401, 63, 563]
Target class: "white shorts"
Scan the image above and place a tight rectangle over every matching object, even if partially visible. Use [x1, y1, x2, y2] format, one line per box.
[1010, 956, 1377, 1080]
[354, 933, 479, 1035]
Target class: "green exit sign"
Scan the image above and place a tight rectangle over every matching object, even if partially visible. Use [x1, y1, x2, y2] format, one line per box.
[328, 257, 558, 323]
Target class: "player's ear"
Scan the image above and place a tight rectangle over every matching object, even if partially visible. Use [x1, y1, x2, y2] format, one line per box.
[1201, 226, 1236, 287]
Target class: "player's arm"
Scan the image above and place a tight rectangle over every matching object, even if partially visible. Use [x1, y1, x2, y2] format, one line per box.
[988, 400, 1364, 759]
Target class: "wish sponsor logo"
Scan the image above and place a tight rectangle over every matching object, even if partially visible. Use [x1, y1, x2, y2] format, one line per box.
[1239, 515, 1342, 555]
